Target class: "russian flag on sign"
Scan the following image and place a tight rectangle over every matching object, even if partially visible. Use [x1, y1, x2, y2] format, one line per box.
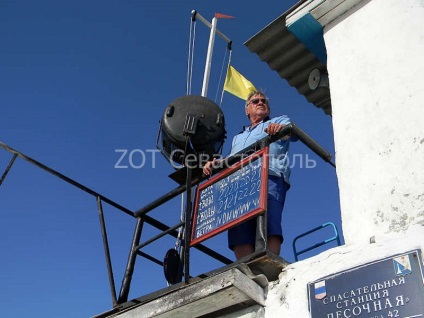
[315, 280, 327, 300]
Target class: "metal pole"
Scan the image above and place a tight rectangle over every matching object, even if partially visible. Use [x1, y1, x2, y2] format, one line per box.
[0, 153, 17, 187]
[118, 217, 144, 304]
[183, 164, 193, 284]
[254, 140, 268, 254]
[0, 141, 136, 217]
[97, 197, 118, 307]
[290, 124, 334, 167]
[201, 16, 217, 97]
[191, 11, 231, 45]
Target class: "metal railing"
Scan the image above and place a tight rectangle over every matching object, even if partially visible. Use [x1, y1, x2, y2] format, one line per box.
[0, 122, 337, 309]
[292, 222, 342, 261]
[0, 141, 232, 308]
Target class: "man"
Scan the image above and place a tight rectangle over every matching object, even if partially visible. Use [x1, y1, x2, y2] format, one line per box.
[203, 90, 297, 259]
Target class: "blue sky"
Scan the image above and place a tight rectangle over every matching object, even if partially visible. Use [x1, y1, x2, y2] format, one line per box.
[0, 1, 341, 317]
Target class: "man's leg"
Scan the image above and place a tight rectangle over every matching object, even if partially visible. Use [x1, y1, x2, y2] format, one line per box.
[233, 244, 254, 259]
[234, 236, 282, 259]
[266, 177, 289, 257]
[267, 235, 283, 255]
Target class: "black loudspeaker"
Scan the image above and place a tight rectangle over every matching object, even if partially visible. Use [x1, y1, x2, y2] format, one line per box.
[157, 95, 226, 166]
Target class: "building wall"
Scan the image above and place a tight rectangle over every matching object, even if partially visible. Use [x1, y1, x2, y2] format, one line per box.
[263, 231, 423, 317]
[259, 0, 424, 316]
[324, 0, 424, 244]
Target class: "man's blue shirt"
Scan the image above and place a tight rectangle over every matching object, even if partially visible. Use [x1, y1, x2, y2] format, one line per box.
[229, 115, 296, 184]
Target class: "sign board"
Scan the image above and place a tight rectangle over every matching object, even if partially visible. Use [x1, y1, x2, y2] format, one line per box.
[308, 249, 424, 318]
[190, 148, 269, 246]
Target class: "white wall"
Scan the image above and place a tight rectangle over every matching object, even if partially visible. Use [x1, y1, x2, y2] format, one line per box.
[260, 0, 424, 316]
[193, 2, 424, 317]
[264, 230, 423, 317]
[324, 0, 424, 244]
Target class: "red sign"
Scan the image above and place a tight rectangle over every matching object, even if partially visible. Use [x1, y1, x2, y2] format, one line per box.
[191, 148, 269, 246]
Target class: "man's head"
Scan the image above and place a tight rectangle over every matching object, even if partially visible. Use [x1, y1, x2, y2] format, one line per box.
[245, 90, 270, 123]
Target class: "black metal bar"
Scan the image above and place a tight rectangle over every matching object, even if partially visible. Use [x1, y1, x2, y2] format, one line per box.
[0, 153, 18, 187]
[183, 166, 193, 284]
[97, 197, 118, 307]
[254, 214, 267, 253]
[134, 182, 193, 218]
[0, 141, 135, 217]
[224, 123, 335, 168]
[118, 218, 145, 304]
[135, 251, 195, 280]
[134, 123, 335, 220]
[136, 250, 163, 266]
[254, 140, 268, 254]
[195, 243, 232, 265]
[136, 221, 184, 250]
[142, 213, 232, 265]
[290, 124, 335, 167]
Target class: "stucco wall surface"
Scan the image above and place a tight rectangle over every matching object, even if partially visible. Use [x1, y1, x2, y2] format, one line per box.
[212, 1, 424, 316]
[324, 0, 424, 244]
[264, 230, 423, 317]
[260, 0, 424, 316]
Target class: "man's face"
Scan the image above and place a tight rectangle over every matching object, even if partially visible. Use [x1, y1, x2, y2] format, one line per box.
[245, 94, 270, 120]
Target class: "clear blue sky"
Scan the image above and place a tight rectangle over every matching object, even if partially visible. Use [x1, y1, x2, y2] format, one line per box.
[0, 1, 341, 317]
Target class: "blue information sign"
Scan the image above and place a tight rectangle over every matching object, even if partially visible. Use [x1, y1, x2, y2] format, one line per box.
[308, 249, 424, 318]
[190, 148, 269, 246]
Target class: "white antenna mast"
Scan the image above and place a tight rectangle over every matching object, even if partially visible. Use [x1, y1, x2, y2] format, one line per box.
[191, 10, 232, 98]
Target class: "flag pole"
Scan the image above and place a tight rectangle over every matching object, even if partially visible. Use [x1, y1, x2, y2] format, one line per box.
[191, 11, 231, 44]
[201, 16, 217, 97]
[191, 10, 232, 98]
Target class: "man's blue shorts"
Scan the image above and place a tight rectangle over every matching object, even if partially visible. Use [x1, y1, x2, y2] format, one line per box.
[228, 175, 289, 250]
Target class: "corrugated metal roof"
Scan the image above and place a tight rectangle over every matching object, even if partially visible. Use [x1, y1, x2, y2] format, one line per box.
[245, 2, 332, 115]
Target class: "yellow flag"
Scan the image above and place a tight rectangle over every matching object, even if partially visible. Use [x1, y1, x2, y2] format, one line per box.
[223, 65, 256, 100]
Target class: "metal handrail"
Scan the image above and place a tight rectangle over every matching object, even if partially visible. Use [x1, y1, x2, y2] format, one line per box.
[0, 141, 232, 307]
[0, 121, 337, 308]
[292, 222, 341, 261]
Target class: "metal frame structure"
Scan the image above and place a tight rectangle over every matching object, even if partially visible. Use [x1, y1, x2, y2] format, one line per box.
[0, 140, 232, 308]
[0, 122, 336, 309]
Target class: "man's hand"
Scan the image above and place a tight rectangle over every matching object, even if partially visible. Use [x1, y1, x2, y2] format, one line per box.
[264, 123, 290, 139]
[202, 158, 218, 176]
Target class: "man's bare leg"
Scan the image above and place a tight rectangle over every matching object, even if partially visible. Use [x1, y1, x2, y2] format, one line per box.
[233, 236, 283, 259]
[267, 235, 282, 255]
[233, 244, 254, 259]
